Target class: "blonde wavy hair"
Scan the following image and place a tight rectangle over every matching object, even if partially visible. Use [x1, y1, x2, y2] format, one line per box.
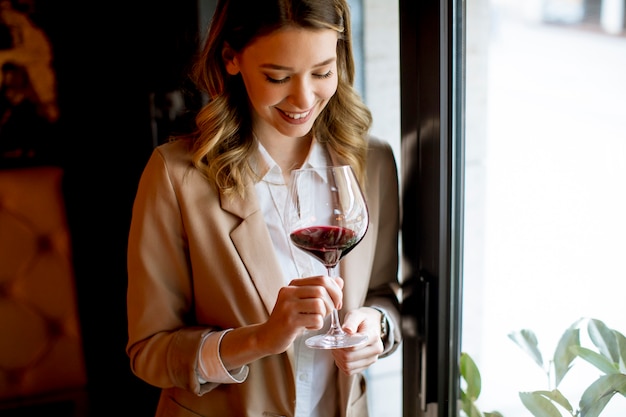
[184, 0, 372, 197]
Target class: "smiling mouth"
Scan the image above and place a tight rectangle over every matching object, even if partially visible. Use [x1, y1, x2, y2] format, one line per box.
[282, 110, 311, 120]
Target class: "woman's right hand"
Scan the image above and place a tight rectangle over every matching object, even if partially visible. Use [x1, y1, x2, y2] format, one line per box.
[262, 275, 344, 354]
[218, 276, 344, 370]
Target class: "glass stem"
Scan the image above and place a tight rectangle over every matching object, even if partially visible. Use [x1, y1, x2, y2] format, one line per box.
[327, 265, 346, 336]
[328, 309, 346, 336]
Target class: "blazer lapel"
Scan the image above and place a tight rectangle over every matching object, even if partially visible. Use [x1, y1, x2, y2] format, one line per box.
[220, 182, 285, 317]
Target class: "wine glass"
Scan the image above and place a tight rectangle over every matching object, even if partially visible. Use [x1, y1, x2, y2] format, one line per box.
[284, 165, 369, 349]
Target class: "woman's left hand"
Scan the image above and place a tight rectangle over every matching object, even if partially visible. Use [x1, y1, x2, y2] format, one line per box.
[330, 307, 385, 375]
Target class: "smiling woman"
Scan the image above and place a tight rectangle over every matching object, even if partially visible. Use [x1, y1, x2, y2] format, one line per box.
[222, 27, 340, 156]
[125, 1, 402, 417]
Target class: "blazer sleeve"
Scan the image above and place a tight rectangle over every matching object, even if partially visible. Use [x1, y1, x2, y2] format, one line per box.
[126, 145, 219, 395]
[363, 136, 402, 357]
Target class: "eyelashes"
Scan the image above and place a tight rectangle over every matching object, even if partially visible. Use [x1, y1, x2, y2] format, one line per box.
[265, 76, 289, 84]
[315, 70, 334, 79]
[265, 70, 334, 84]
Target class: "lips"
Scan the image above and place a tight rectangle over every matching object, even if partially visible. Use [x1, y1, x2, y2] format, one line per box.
[278, 108, 313, 124]
[283, 110, 311, 120]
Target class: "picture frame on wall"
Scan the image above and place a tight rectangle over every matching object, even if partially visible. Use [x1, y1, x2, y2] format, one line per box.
[0, 0, 60, 168]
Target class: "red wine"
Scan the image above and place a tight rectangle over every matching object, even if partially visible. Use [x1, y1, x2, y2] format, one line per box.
[290, 225, 360, 268]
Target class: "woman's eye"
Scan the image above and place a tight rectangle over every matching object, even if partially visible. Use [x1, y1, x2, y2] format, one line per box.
[265, 70, 334, 84]
[314, 70, 334, 79]
[265, 75, 289, 84]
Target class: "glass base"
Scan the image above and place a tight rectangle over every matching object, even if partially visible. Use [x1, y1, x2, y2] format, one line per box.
[305, 332, 368, 349]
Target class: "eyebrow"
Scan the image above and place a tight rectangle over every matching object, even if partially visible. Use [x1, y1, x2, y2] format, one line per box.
[260, 57, 336, 71]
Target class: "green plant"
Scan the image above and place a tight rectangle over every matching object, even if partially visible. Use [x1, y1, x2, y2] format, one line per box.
[460, 351, 504, 417]
[509, 317, 626, 417]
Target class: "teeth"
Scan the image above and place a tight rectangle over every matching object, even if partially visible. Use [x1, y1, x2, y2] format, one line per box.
[284, 110, 310, 120]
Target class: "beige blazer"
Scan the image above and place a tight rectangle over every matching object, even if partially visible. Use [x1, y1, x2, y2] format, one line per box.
[126, 137, 401, 417]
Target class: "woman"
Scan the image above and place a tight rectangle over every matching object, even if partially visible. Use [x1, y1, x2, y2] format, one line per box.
[126, 0, 401, 416]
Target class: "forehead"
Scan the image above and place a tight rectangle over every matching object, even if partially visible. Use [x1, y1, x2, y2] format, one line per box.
[240, 27, 339, 68]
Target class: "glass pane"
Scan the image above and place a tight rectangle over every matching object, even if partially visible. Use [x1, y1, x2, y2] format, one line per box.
[464, 1, 626, 416]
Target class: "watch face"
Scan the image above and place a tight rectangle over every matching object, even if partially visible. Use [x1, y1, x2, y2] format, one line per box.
[380, 312, 388, 339]
[372, 307, 389, 340]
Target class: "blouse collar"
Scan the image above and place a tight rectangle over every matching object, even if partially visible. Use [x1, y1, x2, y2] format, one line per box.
[253, 137, 330, 185]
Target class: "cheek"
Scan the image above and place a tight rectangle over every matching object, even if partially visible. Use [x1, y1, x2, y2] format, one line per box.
[241, 75, 279, 108]
[249, 85, 284, 109]
[318, 80, 339, 101]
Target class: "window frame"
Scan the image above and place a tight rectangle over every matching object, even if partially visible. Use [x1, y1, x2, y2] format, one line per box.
[398, 0, 465, 415]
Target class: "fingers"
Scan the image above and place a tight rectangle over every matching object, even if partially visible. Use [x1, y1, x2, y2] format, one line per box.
[266, 276, 344, 350]
[274, 286, 330, 325]
[288, 275, 344, 311]
[341, 307, 379, 336]
[331, 338, 384, 375]
[331, 307, 385, 375]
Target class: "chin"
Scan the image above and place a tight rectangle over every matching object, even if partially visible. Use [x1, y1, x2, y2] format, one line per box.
[277, 122, 315, 139]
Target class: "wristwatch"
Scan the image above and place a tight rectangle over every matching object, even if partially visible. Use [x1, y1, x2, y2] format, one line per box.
[373, 307, 389, 342]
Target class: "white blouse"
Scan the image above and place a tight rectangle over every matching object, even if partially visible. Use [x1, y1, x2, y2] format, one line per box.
[197, 138, 339, 417]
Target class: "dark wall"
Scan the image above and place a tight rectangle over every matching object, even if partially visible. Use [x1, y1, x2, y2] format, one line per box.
[14, 1, 203, 415]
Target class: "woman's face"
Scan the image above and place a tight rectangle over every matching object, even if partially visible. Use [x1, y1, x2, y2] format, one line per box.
[224, 27, 339, 142]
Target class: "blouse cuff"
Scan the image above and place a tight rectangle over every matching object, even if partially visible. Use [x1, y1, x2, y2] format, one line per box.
[197, 329, 249, 384]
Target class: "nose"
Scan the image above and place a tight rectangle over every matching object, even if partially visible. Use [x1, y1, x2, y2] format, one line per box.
[288, 77, 315, 109]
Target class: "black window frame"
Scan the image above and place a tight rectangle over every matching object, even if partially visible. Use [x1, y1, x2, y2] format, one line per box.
[399, 0, 465, 415]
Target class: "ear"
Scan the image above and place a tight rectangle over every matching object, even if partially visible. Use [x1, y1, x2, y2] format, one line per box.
[222, 43, 240, 75]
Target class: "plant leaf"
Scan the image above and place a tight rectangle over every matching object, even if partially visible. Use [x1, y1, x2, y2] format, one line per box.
[509, 329, 544, 369]
[554, 327, 579, 386]
[588, 319, 619, 364]
[571, 346, 619, 375]
[519, 391, 566, 417]
[460, 352, 482, 400]
[581, 395, 613, 417]
[579, 373, 626, 417]
[533, 389, 573, 412]
[460, 390, 483, 417]
[616, 331, 626, 372]
[484, 412, 505, 417]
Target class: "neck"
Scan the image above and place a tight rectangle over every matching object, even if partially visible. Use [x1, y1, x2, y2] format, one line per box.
[258, 133, 313, 175]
